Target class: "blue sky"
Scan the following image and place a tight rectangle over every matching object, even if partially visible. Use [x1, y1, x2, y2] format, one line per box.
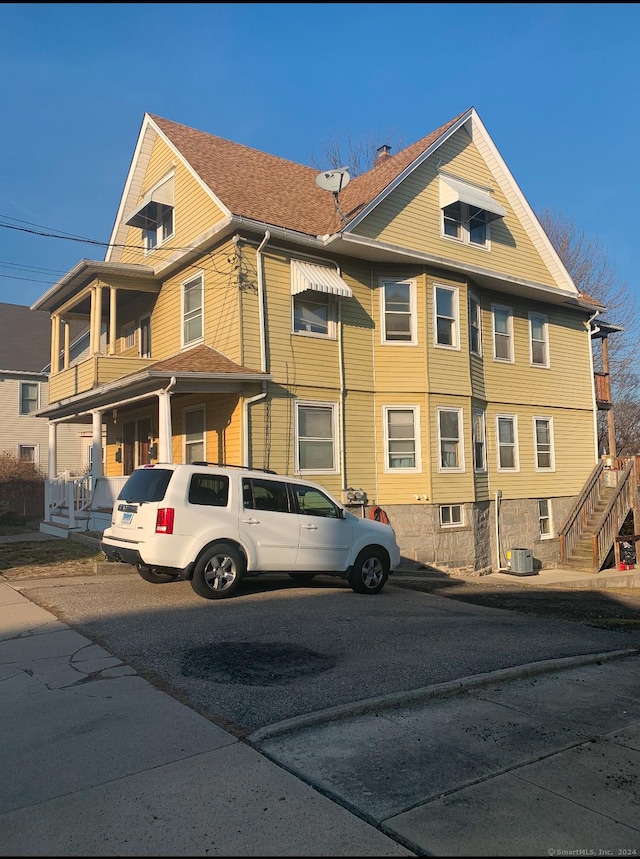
[0, 2, 637, 310]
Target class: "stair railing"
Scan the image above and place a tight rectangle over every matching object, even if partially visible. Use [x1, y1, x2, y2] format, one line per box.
[591, 458, 637, 572]
[559, 459, 604, 563]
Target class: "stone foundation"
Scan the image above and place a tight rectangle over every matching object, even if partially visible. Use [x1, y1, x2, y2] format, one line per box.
[381, 495, 575, 575]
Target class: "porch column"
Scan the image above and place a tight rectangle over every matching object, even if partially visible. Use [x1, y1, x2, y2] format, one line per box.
[63, 320, 70, 370]
[602, 336, 617, 457]
[91, 410, 103, 481]
[157, 383, 175, 463]
[48, 422, 57, 479]
[90, 284, 103, 355]
[109, 287, 117, 356]
[50, 315, 61, 374]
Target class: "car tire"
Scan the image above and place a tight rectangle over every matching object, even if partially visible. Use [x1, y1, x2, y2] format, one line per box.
[287, 573, 317, 583]
[190, 543, 245, 600]
[348, 547, 389, 594]
[136, 565, 179, 584]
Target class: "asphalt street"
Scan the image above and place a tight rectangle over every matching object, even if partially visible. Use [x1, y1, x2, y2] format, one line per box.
[11, 569, 640, 733]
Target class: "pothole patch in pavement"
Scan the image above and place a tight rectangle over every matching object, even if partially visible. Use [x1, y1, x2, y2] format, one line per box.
[180, 641, 337, 685]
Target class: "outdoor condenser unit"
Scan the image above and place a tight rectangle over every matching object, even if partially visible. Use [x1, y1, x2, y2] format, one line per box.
[510, 548, 534, 575]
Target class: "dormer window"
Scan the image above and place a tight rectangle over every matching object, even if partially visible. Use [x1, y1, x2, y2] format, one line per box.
[439, 175, 505, 249]
[125, 173, 175, 252]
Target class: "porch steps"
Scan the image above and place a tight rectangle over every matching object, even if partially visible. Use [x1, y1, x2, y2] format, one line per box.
[564, 485, 620, 572]
[40, 521, 85, 539]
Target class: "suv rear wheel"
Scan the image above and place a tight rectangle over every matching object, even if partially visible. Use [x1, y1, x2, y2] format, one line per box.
[190, 543, 245, 600]
[348, 547, 389, 594]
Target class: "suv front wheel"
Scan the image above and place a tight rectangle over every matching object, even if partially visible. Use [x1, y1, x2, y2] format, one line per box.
[348, 547, 389, 594]
[191, 543, 245, 599]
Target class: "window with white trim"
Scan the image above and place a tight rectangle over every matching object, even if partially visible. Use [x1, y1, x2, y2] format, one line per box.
[293, 292, 335, 337]
[437, 407, 464, 471]
[440, 504, 463, 527]
[295, 402, 337, 473]
[472, 410, 486, 472]
[122, 323, 136, 350]
[434, 284, 459, 348]
[19, 382, 39, 415]
[381, 279, 416, 344]
[182, 274, 204, 346]
[534, 417, 554, 470]
[529, 312, 549, 367]
[497, 415, 518, 470]
[143, 203, 174, 252]
[384, 407, 420, 471]
[492, 304, 513, 362]
[184, 407, 205, 463]
[538, 499, 552, 537]
[442, 202, 490, 247]
[469, 293, 482, 356]
[18, 444, 37, 464]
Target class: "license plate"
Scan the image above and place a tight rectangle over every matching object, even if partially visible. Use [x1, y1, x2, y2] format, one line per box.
[121, 511, 133, 525]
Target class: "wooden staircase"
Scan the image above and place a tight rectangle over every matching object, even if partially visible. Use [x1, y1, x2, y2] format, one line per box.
[560, 457, 640, 573]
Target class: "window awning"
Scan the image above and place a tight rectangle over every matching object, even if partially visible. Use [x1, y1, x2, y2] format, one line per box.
[290, 260, 353, 298]
[125, 176, 175, 228]
[439, 176, 506, 222]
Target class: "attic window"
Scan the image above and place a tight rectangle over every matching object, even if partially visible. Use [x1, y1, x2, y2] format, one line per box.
[439, 175, 505, 248]
[125, 175, 175, 251]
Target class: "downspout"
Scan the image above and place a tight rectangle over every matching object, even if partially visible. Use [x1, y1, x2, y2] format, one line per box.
[241, 231, 271, 467]
[331, 260, 348, 493]
[586, 309, 600, 462]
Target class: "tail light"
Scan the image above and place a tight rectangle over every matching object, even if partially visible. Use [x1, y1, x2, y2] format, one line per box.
[155, 508, 175, 534]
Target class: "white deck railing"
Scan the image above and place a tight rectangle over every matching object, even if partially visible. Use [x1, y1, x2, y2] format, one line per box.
[44, 473, 129, 530]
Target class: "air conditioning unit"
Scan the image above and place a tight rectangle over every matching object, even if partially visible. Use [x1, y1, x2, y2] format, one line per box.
[510, 548, 534, 575]
[342, 487, 368, 505]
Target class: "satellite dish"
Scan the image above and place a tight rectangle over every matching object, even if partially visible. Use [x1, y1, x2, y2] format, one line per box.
[316, 167, 350, 194]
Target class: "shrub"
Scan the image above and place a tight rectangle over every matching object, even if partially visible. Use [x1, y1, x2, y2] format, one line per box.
[0, 452, 45, 520]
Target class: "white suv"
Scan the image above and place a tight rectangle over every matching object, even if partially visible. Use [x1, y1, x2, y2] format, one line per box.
[101, 463, 401, 600]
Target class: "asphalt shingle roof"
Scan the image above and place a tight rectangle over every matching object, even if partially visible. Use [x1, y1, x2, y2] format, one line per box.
[150, 111, 466, 237]
[146, 344, 263, 376]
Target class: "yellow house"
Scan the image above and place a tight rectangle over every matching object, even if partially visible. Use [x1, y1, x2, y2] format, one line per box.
[32, 107, 619, 572]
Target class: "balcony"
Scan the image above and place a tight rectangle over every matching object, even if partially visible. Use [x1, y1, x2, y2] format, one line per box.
[49, 355, 155, 403]
[594, 371, 612, 408]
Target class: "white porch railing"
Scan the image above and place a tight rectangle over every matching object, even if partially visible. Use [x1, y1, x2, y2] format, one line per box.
[44, 473, 129, 531]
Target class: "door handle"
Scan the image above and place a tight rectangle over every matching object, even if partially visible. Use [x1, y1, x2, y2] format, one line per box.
[302, 524, 318, 530]
[241, 518, 260, 525]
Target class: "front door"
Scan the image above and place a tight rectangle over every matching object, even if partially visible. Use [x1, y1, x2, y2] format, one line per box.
[122, 417, 154, 475]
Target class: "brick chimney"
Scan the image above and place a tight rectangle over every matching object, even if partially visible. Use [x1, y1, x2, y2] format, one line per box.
[375, 144, 392, 164]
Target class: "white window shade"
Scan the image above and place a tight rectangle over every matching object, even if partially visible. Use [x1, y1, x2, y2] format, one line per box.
[125, 176, 175, 228]
[291, 260, 353, 298]
[439, 176, 506, 221]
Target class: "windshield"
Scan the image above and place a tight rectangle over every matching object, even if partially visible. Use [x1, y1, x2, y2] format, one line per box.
[117, 468, 173, 503]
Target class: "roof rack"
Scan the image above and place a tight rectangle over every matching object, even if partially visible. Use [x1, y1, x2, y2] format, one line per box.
[190, 462, 278, 475]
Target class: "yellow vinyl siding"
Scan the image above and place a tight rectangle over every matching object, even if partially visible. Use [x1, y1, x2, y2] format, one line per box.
[353, 127, 558, 289]
[373, 270, 427, 393]
[486, 404, 595, 498]
[481, 295, 594, 410]
[119, 135, 226, 268]
[149, 239, 242, 363]
[428, 394, 475, 504]
[426, 275, 472, 398]
[374, 393, 430, 506]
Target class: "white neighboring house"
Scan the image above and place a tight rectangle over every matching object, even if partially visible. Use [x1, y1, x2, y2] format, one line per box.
[0, 302, 91, 475]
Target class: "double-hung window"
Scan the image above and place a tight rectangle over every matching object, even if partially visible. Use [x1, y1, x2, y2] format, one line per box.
[538, 499, 553, 538]
[293, 292, 335, 337]
[497, 415, 518, 470]
[492, 305, 513, 362]
[437, 407, 464, 471]
[534, 417, 554, 470]
[472, 410, 486, 472]
[384, 407, 420, 471]
[183, 274, 204, 346]
[434, 284, 459, 348]
[295, 402, 337, 473]
[184, 407, 205, 463]
[529, 312, 549, 367]
[381, 279, 416, 344]
[19, 382, 39, 415]
[469, 294, 482, 356]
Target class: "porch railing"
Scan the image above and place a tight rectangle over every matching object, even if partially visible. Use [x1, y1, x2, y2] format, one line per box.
[559, 459, 604, 564]
[44, 471, 93, 528]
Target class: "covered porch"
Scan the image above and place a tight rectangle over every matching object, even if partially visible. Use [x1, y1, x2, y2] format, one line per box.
[38, 345, 270, 538]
